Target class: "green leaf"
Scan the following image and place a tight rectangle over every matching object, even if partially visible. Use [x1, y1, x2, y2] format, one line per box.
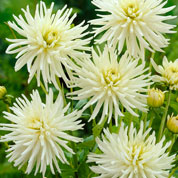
[92, 116, 107, 138]
[78, 135, 95, 149]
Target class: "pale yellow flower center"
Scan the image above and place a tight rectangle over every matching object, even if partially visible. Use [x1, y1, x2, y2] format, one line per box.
[129, 142, 148, 171]
[28, 117, 45, 130]
[164, 65, 178, 85]
[103, 68, 121, 87]
[122, 2, 139, 19]
[43, 29, 60, 47]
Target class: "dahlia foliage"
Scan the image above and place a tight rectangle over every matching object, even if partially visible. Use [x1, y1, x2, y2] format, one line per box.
[0, 0, 177, 178]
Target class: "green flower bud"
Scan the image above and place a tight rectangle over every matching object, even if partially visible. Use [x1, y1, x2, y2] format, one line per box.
[0, 86, 7, 99]
[147, 88, 165, 107]
[167, 114, 178, 134]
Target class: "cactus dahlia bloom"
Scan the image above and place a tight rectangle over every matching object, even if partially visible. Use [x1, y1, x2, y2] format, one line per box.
[6, 1, 90, 89]
[151, 57, 178, 90]
[90, 0, 176, 59]
[68, 46, 151, 125]
[88, 122, 175, 178]
[0, 89, 83, 177]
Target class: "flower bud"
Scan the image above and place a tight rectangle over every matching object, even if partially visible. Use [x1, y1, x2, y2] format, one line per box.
[167, 114, 178, 134]
[176, 97, 178, 103]
[147, 88, 165, 107]
[0, 86, 7, 99]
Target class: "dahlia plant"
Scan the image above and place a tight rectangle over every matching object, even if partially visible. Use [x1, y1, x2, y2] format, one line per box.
[0, 0, 177, 178]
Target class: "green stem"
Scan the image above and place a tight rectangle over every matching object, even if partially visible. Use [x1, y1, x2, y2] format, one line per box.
[40, 81, 48, 95]
[117, 116, 123, 133]
[167, 134, 177, 154]
[56, 76, 67, 106]
[158, 90, 171, 142]
[141, 112, 147, 132]
[35, 74, 48, 95]
[168, 166, 178, 178]
[56, 76, 62, 90]
[71, 141, 78, 178]
[143, 113, 147, 132]
[148, 110, 154, 129]
[6, 104, 11, 113]
[90, 105, 96, 127]
[5, 22, 17, 39]
[4, 104, 10, 149]
[148, 116, 154, 129]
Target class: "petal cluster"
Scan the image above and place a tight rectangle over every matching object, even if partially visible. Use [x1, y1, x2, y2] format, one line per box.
[91, 0, 176, 58]
[151, 56, 178, 90]
[0, 89, 83, 176]
[6, 1, 90, 89]
[88, 122, 175, 178]
[68, 46, 151, 125]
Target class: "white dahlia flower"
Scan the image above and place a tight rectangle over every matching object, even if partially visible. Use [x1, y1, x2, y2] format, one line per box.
[6, 1, 90, 89]
[68, 46, 151, 125]
[0, 89, 83, 176]
[151, 57, 178, 90]
[91, 0, 176, 58]
[88, 122, 175, 178]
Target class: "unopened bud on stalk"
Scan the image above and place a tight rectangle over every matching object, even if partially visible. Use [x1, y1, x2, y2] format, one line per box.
[167, 114, 178, 134]
[147, 88, 165, 107]
[0, 86, 7, 99]
[176, 97, 178, 103]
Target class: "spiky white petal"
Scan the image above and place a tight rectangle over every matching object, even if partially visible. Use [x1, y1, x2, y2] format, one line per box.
[88, 122, 175, 178]
[151, 56, 178, 90]
[68, 46, 151, 125]
[6, 1, 91, 89]
[0, 89, 83, 177]
[90, 0, 176, 59]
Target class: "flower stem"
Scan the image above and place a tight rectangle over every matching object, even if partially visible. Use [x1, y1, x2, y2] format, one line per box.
[56, 76, 67, 106]
[56, 76, 62, 90]
[143, 113, 147, 132]
[5, 22, 17, 39]
[40, 81, 48, 95]
[69, 87, 78, 177]
[6, 104, 11, 113]
[35, 74, 48, 95]
[168, 166, 178, 178]
[71, 141, 78, 178]
[148, 109, 154, 129]
[158, 90, 171, 142]
[117, 116, 123, 133]
[167, 134, 177, 154]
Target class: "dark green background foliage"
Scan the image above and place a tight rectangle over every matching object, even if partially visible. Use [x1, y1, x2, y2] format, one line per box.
[0, 0, 178, 177]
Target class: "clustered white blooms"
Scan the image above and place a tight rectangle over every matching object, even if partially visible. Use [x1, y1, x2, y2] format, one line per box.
[6, 1, 90, 89]
[0, 89, 83, 176]
[68, 46, 151, 125]
[151, 56, 178, 90]
[90, 0, 176, 58]
[88, 122, 175, 178]
[1, 0, 177, 177]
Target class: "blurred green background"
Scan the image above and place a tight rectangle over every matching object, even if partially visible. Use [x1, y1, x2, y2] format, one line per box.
[0, 0, 178, 177]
